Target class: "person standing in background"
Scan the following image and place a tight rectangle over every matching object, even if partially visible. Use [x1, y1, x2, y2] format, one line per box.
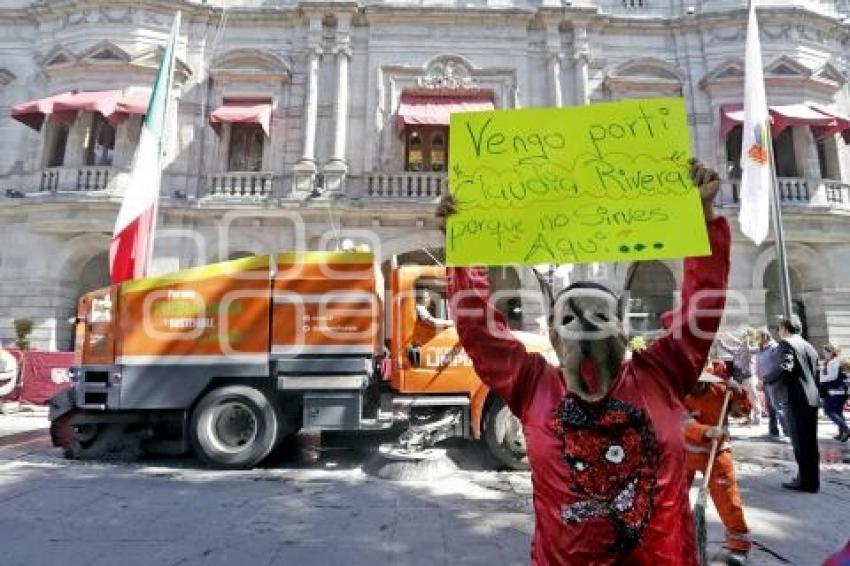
[754, 327, 786, 440]
[820, 344, 849, 442]
[719, 329, 762, 426]
[765, 317, 821, 493]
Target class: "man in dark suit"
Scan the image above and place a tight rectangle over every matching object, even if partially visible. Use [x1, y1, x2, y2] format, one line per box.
[764, 316, 821, 492]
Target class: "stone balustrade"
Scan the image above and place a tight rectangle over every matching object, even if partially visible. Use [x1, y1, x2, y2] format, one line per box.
[359, 172, 446, 200]
[37, 166, 121, 193]
[207, 172, 275, 199]
[720, 178, 850, 210]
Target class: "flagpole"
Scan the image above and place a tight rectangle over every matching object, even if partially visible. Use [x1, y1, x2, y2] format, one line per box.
[766, 130, 794, 321]
[144, 13, 181, 277]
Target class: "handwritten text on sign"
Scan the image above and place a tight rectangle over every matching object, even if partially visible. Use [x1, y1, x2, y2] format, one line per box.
[445, 98, 710, 266]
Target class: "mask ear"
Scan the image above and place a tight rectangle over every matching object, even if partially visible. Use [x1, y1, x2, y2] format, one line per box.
[532, 268, 555, 324]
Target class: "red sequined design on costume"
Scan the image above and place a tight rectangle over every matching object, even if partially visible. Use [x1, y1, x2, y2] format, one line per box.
[552, 395, 660, 555]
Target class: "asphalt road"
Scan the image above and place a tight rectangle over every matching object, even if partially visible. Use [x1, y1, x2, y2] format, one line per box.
[0, 411, 847, 566]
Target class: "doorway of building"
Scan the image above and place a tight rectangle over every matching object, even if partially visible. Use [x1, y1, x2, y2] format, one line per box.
[763, 260, 806, 337]
[625, 260, 677, 335]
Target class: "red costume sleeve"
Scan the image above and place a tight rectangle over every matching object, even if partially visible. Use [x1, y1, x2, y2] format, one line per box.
[447, 267, 548, 418]
[644, 217, 732, 400]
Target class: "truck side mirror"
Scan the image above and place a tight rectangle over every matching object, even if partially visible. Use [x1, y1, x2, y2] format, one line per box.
[407, 344, 421, 369]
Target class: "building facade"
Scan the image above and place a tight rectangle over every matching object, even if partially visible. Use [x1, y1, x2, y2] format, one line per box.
[1, 0, 849, 351]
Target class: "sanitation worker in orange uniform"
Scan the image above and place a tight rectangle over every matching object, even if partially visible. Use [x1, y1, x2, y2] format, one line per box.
[684, 368, 753, 566]
[437, 159, 730, 565]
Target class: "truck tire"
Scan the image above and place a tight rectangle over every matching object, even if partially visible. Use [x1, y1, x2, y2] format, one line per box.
[190, 385, 279, 469]
[483, 396, 529, 471]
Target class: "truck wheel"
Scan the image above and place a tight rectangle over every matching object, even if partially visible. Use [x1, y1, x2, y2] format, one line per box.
[190, 385, 279, 469]
[483, 396, 529, 471]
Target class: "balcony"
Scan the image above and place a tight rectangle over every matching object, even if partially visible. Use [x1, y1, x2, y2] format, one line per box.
[355, 172, 446, 201]
[206, 172, 276, 200]
[595, 0, 850, 17]
[597, 0, 676, 17]
[720, 178, 850, 210]
[36, 166, 125, 193]
[699, 0, 850, 15]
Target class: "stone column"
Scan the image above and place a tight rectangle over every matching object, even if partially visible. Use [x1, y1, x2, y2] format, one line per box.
[549, 53, 564, 108]
[292, 44, 322, 194]
[572, 24, 590, 105]
[324, 13, 353, 193]
[324, 45, 352, 192]
[544, 22, 563, 108]
[330, 46, 350, 165]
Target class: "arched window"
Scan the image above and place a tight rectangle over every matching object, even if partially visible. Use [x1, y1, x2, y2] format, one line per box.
[626, 261, 676, 333]
[77, 252, 111, 297]
[488, 266, 523, 330]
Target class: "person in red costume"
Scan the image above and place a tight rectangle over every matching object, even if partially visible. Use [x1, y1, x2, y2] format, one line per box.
[437, 159, 730, 565]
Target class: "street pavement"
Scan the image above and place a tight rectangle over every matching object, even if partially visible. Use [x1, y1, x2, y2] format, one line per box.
[0, 411, 847, 566]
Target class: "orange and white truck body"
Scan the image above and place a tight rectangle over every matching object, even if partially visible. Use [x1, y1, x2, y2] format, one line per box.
[52, 251, 551, 467]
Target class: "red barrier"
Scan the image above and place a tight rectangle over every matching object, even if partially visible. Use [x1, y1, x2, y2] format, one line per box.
[0, 348, 73, 405]
[19, 351, 74, 405]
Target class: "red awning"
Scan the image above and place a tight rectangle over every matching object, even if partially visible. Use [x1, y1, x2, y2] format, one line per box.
[396, 93, 495, 132]
[770, 104, 834, 135]
[810, 104, 850, 143]
[720, 105, 746, 137]
[720, 103, 836, 137]
[11, 89, 150, 131]
[115, 90, 152, 117]
[209, 101, 272, 136]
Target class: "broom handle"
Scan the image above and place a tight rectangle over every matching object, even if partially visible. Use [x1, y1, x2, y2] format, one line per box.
[700, 387, 734, 495]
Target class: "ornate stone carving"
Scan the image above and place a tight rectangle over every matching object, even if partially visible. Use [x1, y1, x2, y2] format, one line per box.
[79, 41, 131, 64]
[417, 56, 478, 90]
[211, 48, 292, 84]
[765, 55, 811, 78]
[41, 46, 77, 69]
[604, 57, 684, 98]
[709, 26, 745, 44]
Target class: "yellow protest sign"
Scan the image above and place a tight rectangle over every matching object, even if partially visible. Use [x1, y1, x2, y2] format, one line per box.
[445, 98, 710, 266]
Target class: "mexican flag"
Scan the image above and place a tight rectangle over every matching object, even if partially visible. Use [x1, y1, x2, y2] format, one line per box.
[109, 13, 181, 283]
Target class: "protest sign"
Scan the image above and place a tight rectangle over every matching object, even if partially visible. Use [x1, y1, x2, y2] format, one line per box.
[445, 98, 710, 266]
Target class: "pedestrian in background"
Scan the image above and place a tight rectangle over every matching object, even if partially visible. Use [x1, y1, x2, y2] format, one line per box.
[765, 317, 821, 493]
[754, 327, 787, 440]
[820, 344, 849, 442]
[719, 329, 762, 425]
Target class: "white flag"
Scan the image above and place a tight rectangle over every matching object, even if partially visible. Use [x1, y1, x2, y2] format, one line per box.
[739, 2, 772, 246]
